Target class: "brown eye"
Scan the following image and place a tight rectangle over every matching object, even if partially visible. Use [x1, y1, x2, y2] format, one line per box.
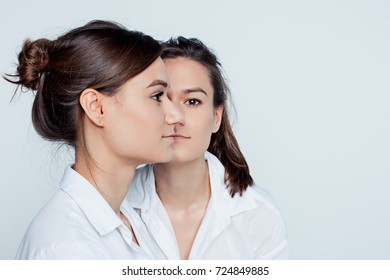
[185, 99, 201, 106]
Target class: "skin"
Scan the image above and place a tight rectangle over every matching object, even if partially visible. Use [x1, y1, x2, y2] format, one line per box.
[75, 57, 183, 244]
[154, 57, 223, 259]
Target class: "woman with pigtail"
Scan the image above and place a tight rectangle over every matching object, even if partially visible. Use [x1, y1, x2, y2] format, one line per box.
[127, 37, 289, 259]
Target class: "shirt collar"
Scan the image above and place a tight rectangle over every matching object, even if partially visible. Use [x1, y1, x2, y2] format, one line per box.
[60, 165, 130, 236]
[204, 151, 258, 218]
[126, 164, 155, 211]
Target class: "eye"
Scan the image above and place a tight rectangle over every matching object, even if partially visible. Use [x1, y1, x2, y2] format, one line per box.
[185, 99, 201, 106]
[152, 92, 164, 102]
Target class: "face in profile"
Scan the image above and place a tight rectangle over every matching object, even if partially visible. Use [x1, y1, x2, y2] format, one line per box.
[164, 57, 223, 163]
[99, 57, 181, 165]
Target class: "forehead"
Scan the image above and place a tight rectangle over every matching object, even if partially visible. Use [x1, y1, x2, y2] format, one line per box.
[164, 57, 212, 91]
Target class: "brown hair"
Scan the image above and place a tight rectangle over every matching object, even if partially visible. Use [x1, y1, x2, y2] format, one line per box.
[161, 37, 254, 197]
[5, 20, 162, 147]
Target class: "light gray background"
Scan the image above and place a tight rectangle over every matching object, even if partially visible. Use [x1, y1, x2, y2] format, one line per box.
[0, 0, 389, 259]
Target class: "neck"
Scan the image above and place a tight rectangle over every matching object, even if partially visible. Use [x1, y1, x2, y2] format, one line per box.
[74, 148, 136, 215]
[154, 156, 211, 209]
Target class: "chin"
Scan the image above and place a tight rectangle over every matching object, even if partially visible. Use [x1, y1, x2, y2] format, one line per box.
[137, 150, 173, 165]
[171, 149, 205, 163]
[156, 150, 174, 163]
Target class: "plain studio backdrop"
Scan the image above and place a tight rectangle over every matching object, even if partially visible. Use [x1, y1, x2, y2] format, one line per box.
[0, 0, 389, 260]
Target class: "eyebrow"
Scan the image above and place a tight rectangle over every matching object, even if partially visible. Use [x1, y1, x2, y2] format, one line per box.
[183, 87, 208, 96]
[147, 79, 168, 88]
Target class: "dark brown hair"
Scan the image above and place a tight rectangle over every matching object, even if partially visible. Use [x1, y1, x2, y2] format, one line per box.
[162, 37, 254, 197]
[5, 20, 162, 147]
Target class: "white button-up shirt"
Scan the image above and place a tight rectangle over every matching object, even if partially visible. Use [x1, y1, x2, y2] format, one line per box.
[127, 152, 289, 259]
[16, 166, 153, 259]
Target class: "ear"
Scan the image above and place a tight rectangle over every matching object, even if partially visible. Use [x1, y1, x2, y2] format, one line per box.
[79, 88, 105, 127]
[212, 105, 224, 133]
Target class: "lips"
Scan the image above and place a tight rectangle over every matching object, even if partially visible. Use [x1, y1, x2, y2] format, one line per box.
[163, 134, 190, 140]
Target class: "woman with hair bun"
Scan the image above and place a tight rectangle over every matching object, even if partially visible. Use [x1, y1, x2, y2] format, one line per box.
[5, 20, 183, 259]
[127, 37, 289, 259]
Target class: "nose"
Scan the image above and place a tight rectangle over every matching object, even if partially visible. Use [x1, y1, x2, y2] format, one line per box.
[164, 98, 184, 125]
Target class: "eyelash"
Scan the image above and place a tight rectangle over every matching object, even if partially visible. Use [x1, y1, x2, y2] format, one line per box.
[185, 99, 201, 106]
[152, 92, 164, 102]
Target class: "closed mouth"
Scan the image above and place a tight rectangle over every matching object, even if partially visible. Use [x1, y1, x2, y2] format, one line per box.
[163, 134, 190, 140]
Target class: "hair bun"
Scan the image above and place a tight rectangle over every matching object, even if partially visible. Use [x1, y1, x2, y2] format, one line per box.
[17, 38, 51, 90]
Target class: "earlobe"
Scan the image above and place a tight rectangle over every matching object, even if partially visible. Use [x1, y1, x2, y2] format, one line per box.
[79, 88, 105, 127]
[212, 105, 224, 133]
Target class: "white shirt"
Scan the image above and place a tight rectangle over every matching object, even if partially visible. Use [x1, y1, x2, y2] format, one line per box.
[16, 166, 153, 259]
[127, 151, 289, 259]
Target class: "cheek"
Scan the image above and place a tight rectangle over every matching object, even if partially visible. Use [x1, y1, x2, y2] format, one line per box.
[125, 105, 165, 136]
[187, 110, 215, 139]
[106, 103, 165, 145]
[104, 104, 170, 162]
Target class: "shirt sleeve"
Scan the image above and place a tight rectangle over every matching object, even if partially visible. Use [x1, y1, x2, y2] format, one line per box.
[254, 216, 289, 259]
[249, 186, 289, 260]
